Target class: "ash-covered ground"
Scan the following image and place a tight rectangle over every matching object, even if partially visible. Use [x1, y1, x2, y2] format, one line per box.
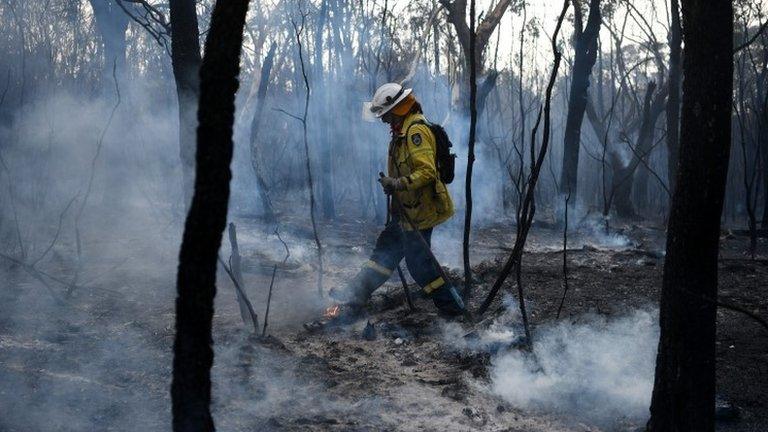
[1, 211, 766, 432]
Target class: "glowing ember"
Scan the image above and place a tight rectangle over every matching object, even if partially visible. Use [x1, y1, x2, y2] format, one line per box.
[324, 304, 341, 319]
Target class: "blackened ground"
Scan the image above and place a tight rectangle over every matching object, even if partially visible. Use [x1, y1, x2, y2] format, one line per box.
[0, 213, 765, 431]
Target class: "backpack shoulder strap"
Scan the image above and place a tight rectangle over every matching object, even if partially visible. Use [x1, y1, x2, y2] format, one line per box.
[406, 119, 428, 133]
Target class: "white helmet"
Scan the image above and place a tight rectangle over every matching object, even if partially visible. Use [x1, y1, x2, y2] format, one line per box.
[367, 83, 412, 118]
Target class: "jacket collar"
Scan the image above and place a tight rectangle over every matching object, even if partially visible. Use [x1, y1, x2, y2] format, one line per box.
[397, 112, 425, 137]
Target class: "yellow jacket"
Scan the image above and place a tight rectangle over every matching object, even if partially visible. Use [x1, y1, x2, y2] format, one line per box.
[388, 113, 454, 230]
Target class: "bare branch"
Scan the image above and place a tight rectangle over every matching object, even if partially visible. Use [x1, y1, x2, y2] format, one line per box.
[115, 0, 172, 55]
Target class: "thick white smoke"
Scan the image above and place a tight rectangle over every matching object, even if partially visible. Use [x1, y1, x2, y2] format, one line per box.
[491, 308, 659, 428]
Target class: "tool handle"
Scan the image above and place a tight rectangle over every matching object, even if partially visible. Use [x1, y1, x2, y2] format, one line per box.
[382, 173, 414, 311]
[389, 194, 470, 319]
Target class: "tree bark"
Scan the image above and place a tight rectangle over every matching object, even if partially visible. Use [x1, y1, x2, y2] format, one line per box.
[666, 0, 682, 193]
[313, 0, 335, 219]
[432, 0, 440, 75]
[646, 1, 733, 430]
[760, 88, 768, 228]
[611, 82, 667, 218]
[171, 0, 250, 430]
[559, 0, 601, 198]
[88, 0, 129, 91]
[756, 45, 768, 229]
[439, 0, 511, 113]
[439, 0, 510, 70]
[249, 42, 278, 221]
[462, 0, 477, 303]
[169, 0, 203, 207]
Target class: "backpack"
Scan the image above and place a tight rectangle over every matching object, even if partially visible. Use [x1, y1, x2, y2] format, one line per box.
[408, 120, 456, 184]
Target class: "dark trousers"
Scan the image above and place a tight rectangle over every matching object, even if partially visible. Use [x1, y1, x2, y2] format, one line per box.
[370, 221, 441, 289]
[342, 220, 462, 315]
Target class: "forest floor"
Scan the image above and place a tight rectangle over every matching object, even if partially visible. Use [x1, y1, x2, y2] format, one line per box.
[0, 210, 766, 432]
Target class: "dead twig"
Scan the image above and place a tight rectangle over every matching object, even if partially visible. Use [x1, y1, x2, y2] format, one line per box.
[227, 223, 259, 333]
[678, 286, 768, 334]
[115, 0, 171, 55]
[734, 17, 768, 53]
[290, 5, 324, 299]
[30, 192, 78, 267]
[217, 254, 259, 334]
[0, 252, 65, 303]
[556, 189, 572, 318]
[714, 299, 768, 334]
[69, 60, 121, 296]
[0, 150, 25, 260]
[620, 134, 671, 197]
[263, 226, 290, 337]
[477, 1, 570, 347]
[0, 68, 10, 107]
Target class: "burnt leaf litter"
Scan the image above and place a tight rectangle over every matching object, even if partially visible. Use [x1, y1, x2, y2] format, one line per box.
[1, 219, 765, 431]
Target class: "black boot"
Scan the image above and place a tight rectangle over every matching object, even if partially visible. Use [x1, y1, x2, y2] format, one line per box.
[329, 266, 390, 308]
[430, 284, 465, 317]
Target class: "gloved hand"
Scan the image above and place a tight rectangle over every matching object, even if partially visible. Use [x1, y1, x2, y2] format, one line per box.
[378, 176, 406, 194]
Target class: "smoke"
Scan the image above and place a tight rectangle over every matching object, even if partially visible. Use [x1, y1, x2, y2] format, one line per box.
[0, 276, 172, 431]
[0, 2, 673, 431]
[438, 294, 658, 428]
[441, 295, 526, 352]
[491, 308, 658, 428]
[576, 213, 634, 250]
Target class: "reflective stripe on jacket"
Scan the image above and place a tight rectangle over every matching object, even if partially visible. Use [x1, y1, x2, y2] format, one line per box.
[387, 113, 454, 230]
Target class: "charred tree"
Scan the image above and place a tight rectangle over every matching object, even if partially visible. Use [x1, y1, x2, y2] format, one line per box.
[249, 42, 278, 221]
[462, 0, 477, 303]
[169, 0, 203, 207]
[439, 0, 510, 112]
[439, 0, 510, 73]
[478, 0, 569, 330]
[610, 82, 667, 218]
[666, 0, 682, 192]
[432, 0, 440, 75]
[760, 65, 768, 229]
[316, 0, 335, 220]
[88, 0, 129, 90]
[646, 0, 733, 431]
[559, 0, 600, 198]
[171, 0, 250, 430]
[734, 49, 760, 258]
[291, 11, 325, 299]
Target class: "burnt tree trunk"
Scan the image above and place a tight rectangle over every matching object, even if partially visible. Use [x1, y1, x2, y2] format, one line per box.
[760, 89, 768, 228]
[88, 0, 129, 90]
[757, 45, 768, 229]
[313, 0, 335, 219]
[666, 0, 682, 193]
[611, 82, 667, 218]
[646, 1, 733, 431]
[609, 151, 635, 218]
[559, 0, 600, 198]
[439, 0, 511, 112]
[249, 42, 278, 221]
[171, 0, 250, 430]
[462, 0, 477, 303]
[169, 0, 203, 207]
[432, 0, 440, 75]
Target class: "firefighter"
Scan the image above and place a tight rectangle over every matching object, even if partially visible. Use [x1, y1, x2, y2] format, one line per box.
[329, 83, 465, 317]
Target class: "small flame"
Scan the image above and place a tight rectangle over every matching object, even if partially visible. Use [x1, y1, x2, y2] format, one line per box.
[324, 304, 340, 319]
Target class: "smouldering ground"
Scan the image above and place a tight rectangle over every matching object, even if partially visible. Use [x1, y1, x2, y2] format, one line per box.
[0, 212, 766, 431]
